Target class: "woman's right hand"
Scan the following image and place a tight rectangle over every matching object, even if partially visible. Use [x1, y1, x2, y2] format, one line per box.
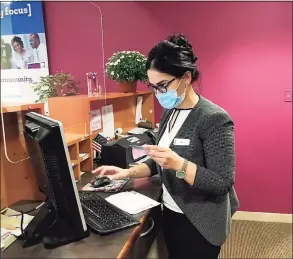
[92, 166, 130, 181]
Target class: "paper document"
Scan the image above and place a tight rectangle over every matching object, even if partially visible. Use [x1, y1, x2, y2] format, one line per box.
[1, 208, 34, 250]
[101, 104, 115, 138]
[105, 191, 160, 214]
[90, 109, 101, 133]
[1, 228, 15, 251]
[135, 96, 143, 124]
[128, 127, 148, 135]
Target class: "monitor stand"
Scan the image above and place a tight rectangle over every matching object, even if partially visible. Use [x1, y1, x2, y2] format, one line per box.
[22, 203, 89, 249]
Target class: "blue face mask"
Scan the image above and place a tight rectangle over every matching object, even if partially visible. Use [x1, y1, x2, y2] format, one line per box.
[155, 78, 186, 109]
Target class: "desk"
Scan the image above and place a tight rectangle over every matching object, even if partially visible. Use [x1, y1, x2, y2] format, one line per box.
[1, 173, 162, 259]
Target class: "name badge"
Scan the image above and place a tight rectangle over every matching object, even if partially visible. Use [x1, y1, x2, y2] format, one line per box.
[173, 138, 190, 146]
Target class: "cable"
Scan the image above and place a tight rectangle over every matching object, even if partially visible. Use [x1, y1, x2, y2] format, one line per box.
[7, 202, 45, 218]
[0, 107, 30, 163]
[88, 1, 107, 108]
[5, 202, 45, 238]
[20, 210, 25, 237]
[2, 2, 105, 164]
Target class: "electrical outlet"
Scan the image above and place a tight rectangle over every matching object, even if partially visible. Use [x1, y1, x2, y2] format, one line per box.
[284, 91, 292, 102]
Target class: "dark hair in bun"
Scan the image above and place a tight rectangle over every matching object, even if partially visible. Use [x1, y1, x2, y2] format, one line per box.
[146, 33, 199, 82]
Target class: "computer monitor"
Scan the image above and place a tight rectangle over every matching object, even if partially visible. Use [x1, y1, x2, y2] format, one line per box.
[23, 112, 89, 249]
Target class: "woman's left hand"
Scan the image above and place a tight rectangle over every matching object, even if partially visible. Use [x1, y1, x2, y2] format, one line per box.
[144, 145, 184, 171]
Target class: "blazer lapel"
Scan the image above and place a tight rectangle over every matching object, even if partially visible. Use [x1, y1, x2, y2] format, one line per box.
[155, 109, 172, 179]
[156, 109, 173, 144]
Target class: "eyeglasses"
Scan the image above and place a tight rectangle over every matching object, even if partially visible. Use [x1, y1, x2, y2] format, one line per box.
[147, 78, 176, 93]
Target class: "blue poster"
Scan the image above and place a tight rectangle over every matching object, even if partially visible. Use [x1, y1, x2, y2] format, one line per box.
[1, 1, 49, 103]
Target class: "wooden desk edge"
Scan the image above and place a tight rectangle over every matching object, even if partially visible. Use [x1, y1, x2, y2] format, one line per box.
[117, 188, 162, 259]
[1, 103, 44, 113]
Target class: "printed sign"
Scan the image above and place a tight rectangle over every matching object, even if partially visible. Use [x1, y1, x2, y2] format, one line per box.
[1, 1, 49, 103]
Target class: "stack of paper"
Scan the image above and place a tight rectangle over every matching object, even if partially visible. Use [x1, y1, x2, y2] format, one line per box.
[105, 191, 160, 214]
[128, 127, 148, 135]
[1, 208, 34, 251]
[101, 104, 115, 138]
[90, 109, 101, 133]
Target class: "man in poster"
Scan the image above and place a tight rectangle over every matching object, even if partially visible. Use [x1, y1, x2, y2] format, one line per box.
[29, 33, 47, 68]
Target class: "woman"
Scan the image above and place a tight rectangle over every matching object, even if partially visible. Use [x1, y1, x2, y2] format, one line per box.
[1, 37, 13, 69]
[11, 36, 34, 69]
[93, 34, 239, 258]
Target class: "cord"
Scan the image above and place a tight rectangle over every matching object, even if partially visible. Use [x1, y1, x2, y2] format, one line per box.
[1, 2, 106, 164]
[0, 107, 30, 163]
[88, 1, 107, 108]
[21, 202, 45, 238]
[6, 202, 45, 238]
[7, 202, 45, 217]
[20, 210, 25, 237]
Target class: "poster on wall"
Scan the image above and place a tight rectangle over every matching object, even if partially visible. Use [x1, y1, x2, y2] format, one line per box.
[1, 1, 49, 104]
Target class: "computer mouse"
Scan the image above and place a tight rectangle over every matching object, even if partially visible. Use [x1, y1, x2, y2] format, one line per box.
[91, 176, 112, 188]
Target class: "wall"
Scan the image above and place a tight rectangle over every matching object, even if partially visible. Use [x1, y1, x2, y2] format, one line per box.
[43, 2, 166, 93]
[44, 2, 292, 214]
[141, 2, 292, 214]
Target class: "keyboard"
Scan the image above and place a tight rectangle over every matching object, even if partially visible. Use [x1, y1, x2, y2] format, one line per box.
[79, 191, 140, 235]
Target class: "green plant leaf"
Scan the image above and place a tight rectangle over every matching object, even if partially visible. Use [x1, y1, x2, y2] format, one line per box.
[33, 71, 79, 101]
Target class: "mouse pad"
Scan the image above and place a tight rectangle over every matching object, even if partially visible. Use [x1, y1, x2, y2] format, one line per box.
[81, 178, 130, 193]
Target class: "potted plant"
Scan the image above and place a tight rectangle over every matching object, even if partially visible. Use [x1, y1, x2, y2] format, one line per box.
[33, 72, 80, 103]
[105, 51, 148, 93]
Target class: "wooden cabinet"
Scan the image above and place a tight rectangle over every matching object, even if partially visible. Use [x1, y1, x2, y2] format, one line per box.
[48, 91, 155, 180]
[0, 103, 45, 209]
[0, 92, 155, 208]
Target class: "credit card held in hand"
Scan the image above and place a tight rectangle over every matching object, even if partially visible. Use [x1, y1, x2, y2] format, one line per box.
[131, 145, 147, 160]
[130, 145, 145, 151]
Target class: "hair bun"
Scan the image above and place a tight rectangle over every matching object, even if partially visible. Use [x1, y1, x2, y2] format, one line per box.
[191, 54, 198, 63]
[167, 33, 192, 50]
[167, 33, 198, 63]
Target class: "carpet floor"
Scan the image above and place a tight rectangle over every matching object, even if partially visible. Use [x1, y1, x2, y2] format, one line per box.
[147, 220, 292, 258]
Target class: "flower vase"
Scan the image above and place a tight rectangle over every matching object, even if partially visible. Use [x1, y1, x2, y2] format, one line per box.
[116, 81, 137, 93]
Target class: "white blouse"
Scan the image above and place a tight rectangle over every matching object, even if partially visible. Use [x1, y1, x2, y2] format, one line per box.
[158, 109, 192, 213]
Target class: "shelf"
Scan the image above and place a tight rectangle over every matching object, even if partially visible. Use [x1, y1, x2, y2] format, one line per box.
[65, 133, 89, 146]
[72, 164, 80, 180]
[1, 103, 44, 113]
[71, 160, 79, 167]
[48, 90, 154, 181]
[65, 134, 92, 180]
[79, 153, 90, 162]
[80, 155, 92, 172]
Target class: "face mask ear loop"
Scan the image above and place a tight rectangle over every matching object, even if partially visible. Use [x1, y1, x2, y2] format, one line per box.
[180, 84, 188, 101]
[174, 77, 183, 92]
